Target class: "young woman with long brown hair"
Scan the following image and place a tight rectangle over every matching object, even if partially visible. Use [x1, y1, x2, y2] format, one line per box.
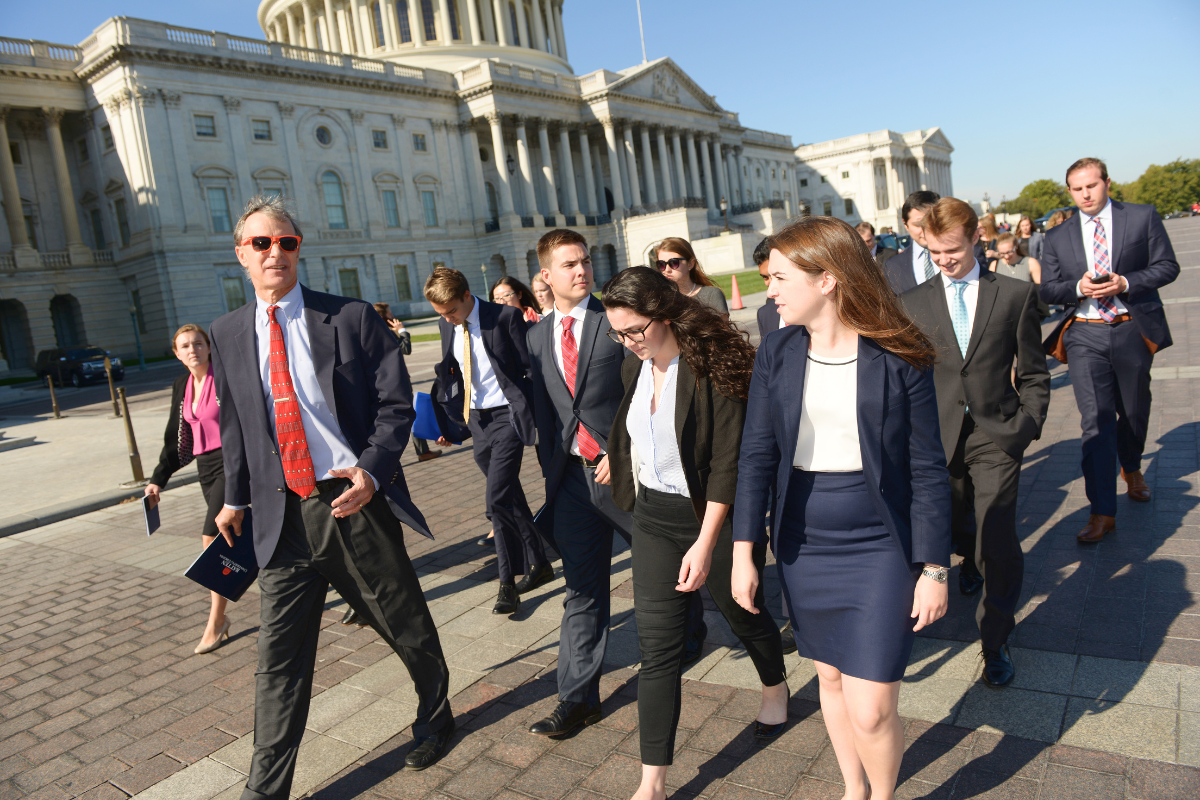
[599, 267, 787, 800]
[654, 237, 729, 316]
[731, 217, 951, 800]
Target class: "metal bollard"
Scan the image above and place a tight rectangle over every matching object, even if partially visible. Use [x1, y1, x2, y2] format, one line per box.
[117, 387, 146, 484]
[46, 375, 61, 419]
[104, 356, 121, 418]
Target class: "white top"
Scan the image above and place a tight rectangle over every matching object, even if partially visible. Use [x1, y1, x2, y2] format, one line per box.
[551, 295, 600, 456]
[910, 240, 933, 286]
[626, 357, 690, 497]
[940, 261, 982, 332]
[793, 351, 862, 471]
[450, 297, 507, 410]
[1074, 200, 1128, 319]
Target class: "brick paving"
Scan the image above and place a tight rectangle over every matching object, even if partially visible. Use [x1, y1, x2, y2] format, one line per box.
[1, 217, 1199, 799]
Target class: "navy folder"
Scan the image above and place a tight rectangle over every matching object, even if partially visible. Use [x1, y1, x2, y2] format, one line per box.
[184, 509, 259, 601]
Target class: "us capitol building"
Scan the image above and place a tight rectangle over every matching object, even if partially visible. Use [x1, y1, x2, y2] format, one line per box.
[0, 1, 954, 373]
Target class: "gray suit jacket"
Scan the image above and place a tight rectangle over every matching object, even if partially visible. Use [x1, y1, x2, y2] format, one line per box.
[209, 285, 431, 568]
[527, 295, 627, 500]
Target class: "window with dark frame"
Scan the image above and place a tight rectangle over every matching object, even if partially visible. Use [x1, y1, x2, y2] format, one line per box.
[841, 170, 850, 179]
[114, 198, 131, 246]
[102, 125, 114, 150]
[412, 132, 427, 152]
[382, 190, 401, 227]
[844, 198, 854, 215]
[799, 178, 808, 187]
[339, 268, 362, 299]
[421, 190, 438, 227]
[372, 129, 388, 149]
[252, 120, 272, 141]
[195, 115, 217, 137]
[89, 209, 105, 249]
[394, 264, 412, 302]
[396, 0, 413, 42]
[223, 276, 247, 311]
[77, 138, 89, 162]
[207, 187, 232, 232]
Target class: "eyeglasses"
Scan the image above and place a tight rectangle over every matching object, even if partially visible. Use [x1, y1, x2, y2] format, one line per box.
[606, 322, 654, 345]
[493, 291, 516, 301]
[239, 235, 302, 252]
[655, 258, 687, 271]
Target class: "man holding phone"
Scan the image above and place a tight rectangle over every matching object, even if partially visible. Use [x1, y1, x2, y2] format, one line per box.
[1040, 158, 1179, 543]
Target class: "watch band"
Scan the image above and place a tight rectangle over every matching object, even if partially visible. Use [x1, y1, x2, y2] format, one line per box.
[922, 566, 948, 584]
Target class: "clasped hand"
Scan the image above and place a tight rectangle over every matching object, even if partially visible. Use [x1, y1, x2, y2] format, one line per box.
[1080, 272, 1125, 299]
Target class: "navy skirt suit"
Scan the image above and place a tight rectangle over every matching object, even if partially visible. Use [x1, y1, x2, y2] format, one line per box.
[732, 329, 952, 682]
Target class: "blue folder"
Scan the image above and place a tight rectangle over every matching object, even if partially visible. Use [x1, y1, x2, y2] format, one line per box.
[414, 391, 462, 444]
[184, 509, 259, 602]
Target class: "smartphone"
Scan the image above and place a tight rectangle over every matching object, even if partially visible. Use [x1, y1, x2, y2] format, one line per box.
[1090, 272, 1113, 284]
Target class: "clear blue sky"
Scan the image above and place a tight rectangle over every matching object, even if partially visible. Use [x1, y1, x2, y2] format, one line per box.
[5, 0, 1196, 204]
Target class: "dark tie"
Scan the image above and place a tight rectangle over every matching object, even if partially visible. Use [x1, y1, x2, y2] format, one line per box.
[267, 305, 315, 498]
[560, 317, 602, 462]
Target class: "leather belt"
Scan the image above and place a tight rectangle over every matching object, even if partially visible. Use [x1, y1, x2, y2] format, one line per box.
[1077, 313, 1132, 324]
[568, 454, 603, 468]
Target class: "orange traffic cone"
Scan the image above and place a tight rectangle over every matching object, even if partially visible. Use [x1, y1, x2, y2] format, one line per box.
[730, 275, 744, 310]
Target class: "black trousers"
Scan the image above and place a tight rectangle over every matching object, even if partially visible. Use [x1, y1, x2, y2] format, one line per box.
[632, 487, 784, 766]
[469, 406, 545, 583]
[240, 481, 452, 800]
[1063, 319, 1153, 517]
[948, 415, 1024, 651]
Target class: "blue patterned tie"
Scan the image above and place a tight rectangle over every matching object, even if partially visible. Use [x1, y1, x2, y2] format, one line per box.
[951, 282, 970, 357]
[922, 249, 937, 281]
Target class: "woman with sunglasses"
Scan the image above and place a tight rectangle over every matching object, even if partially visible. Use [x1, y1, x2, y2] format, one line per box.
[490, 276, 541, 326]
[654, 237, 729, 318]
[599, 267, 787, 800]
[530, 274, 555, 315]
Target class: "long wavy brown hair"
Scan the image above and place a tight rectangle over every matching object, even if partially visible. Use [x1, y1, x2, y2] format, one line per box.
[767, 217, 936, 369]
[656, 237, 715, 288]
[601, 267, 756, 399]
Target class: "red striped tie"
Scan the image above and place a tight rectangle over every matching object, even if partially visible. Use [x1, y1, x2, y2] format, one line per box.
[267, 305, 316, 498]
[560, 317, 602, 462]
[1092, 218, 1118, 322]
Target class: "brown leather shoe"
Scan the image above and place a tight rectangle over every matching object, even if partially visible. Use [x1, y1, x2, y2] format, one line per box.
[1077, 514, 1116, 543]
[1122, 469, 1151, 502]
[418, 450, 442, 462]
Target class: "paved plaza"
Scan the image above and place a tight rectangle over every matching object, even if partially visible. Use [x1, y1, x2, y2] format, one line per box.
[2, 217, 1200, 799]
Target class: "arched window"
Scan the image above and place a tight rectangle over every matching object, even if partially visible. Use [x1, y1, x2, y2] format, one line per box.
[509, 2, 520, 45]
[322, 171, 348, 229]
[485, 182, 499, 223]
[447, 0, 462, 39]
[396, 1, 413, 43]
[420, 0, 437, 41]
[372, 2, 385, 47]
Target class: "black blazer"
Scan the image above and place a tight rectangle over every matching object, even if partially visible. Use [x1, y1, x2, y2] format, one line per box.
[209, 285, 431, 568]
[901, 271, 1051, 460]
[607, 354, 746, 523]
[731, 328, 952, 567]
[527, 295, 627, 500]
[432, 298, 536, 446]
[150, 372, 202, 488]
[756, 299, 781, 340]
[1039, 200, 1179, 350]
[883, 249, 919, 295]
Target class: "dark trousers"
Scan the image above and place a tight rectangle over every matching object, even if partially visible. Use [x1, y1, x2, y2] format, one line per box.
[468, 406, 545, 583]
[414, 437, 430, 456]
[948, 415, 1024, 651]
[1063, 319, 1154, 517]
[241, 481, 452, 800]
[632, 487, 784, 766]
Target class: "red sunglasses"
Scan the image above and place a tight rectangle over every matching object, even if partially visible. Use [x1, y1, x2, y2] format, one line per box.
[239, 235, 302, 252]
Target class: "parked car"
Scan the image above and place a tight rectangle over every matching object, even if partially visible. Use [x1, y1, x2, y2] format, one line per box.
[877, 233, 912, 252]
[1034, 206, 1078, 231]
[35, 347, 125, 388]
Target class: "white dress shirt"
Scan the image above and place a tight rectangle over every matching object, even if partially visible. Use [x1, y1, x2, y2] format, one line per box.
[451, 297, 507, 410]
[551, 295, 597, 457]
[626, 357, 689, 496]
[252, 283, 376, 490]
[1074, 200, 1129, 319]
[910, 240, 933, 286]
[794, 351, 862, 471]
[940, 261, 982, 333]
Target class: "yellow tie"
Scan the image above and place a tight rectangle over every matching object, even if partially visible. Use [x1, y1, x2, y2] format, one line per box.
[461, 321, 472, 420]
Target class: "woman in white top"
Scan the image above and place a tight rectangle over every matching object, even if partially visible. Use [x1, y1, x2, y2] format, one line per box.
[600, 267, 787, 800]
[731, 217, 952, 800]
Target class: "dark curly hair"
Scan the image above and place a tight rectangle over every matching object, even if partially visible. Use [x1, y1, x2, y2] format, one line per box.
[601, 267, 756, 400]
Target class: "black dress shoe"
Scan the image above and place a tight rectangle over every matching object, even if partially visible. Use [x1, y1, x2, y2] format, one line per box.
[529, 700, 601, 737]
[959, 560, 984, 597]
[981, 644, 1015, 688]
[682, 620, 708, 667]
[779, 620, 797, 656]
[404, 723, 455, 770]
[515, 563, 554, 594]
[340, 606, 358, 625]
[754, 720, 788, 741]
[477, 533, 495, 547]
[493, 582, 519, 615]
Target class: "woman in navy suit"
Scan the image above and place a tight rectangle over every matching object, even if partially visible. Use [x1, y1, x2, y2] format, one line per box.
[731, 217, 952, 800]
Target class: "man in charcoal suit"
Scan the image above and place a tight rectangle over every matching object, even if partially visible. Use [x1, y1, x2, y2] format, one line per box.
[883, 190, 941, 295]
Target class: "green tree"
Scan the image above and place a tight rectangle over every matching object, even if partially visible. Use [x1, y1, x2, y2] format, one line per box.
[1122, 159, 1200, 215]
[1002, 179, 1073, 218]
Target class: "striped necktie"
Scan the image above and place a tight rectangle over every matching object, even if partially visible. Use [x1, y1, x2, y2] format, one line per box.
[1092, 218, 1118, 322]
[561, 317, 602, 462]
[922, 249, 937, 281]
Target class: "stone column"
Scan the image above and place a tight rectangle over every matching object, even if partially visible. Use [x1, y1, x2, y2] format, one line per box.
[714, 140, 728, 208]
[558, 124, 579, 215]
[536, 119, 559, 216]
[41, 108, 84, 250]
[0, 108, 30, 250]
[302, 1, 316, 47]
[700, 137, 717, 213]
[601, 118, 624, 212]
[887, 157, 901, 214]
[322, 0, 342, 51]
[380, 0, 396, 47]
[513, 0, 530, 47]
[655, 127, 673, 202]
[734, 146, 746, 202]
[553, 2, 568, 60]
[465, 0, 482, 44]
[461, 122, 487, 221]
[530, 0, 547, 51]
[685, 132, 702, 199]
[485, 113, 514, 215]
[577, 127, 597, 215]
[590, 142, 605, 213]
[479, 0, 496, 42]
[491, 0, 510, 45]
[514, 117, 538, 215]
[411, 0, 426, 46]
[286, 9, 300, 44]
[670, 129, 686, 201]
[725, 147, 737, 204]
[622, 124, 642, 209]
[638, 126, 657, 207]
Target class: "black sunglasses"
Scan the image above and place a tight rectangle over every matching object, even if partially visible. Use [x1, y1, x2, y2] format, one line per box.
[240, 235, 302, 252]
[655, 257, 687, 271]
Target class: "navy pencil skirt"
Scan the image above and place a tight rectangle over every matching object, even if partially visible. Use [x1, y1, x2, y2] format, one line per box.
[777, 470, 919, 683]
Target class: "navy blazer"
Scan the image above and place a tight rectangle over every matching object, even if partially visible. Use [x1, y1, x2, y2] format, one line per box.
[731, 328, 952, 567]
[883, 249, 919, 295]
[209, 285, 431, 568]
[756, 298, 781, 340]
[432, 298, 536, 446]
[1039, 200, 1179, 350]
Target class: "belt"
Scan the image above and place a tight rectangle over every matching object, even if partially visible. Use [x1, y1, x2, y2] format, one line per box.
[291, 477, 347, 498]
[568, 454, 603, 468]
[1077, 313, 1132, 324]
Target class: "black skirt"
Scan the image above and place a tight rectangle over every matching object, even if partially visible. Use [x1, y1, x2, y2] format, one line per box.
[196, 449, 225, 540]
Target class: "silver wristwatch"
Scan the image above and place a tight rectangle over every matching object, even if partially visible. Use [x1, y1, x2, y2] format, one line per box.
[922, 566, 949, 584]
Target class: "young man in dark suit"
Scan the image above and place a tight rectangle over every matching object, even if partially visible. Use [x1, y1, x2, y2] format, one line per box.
[883, 190, 940, 295]
[210, 197, 454, 796]
[856, 221, 898, 269]
[1041, 158, 1179, 542]
[425, 266, 551, 615]
[754, 237, 782, 339]
[901, 198, 1051, 686]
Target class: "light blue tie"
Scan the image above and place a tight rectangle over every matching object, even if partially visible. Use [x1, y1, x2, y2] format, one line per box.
[951, 282, 970, 357]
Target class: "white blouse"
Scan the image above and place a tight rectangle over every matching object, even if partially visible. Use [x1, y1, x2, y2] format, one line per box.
[627, 357, 690, 497]
[793, 352, 863, 472]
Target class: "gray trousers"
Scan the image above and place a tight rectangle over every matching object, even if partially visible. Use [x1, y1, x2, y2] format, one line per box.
[240, 481, 452, 800]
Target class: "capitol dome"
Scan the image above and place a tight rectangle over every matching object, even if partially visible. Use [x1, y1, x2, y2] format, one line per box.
[257, 0, 572, 75]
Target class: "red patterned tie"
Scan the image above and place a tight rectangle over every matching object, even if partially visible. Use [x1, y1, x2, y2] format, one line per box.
[267, 305, 316, 498]
[1092, 218, 1118, 322]
[560, 317, 602, 462]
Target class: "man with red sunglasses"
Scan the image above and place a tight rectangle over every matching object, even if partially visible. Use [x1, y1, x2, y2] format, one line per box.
[210, 195, 455, 797]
